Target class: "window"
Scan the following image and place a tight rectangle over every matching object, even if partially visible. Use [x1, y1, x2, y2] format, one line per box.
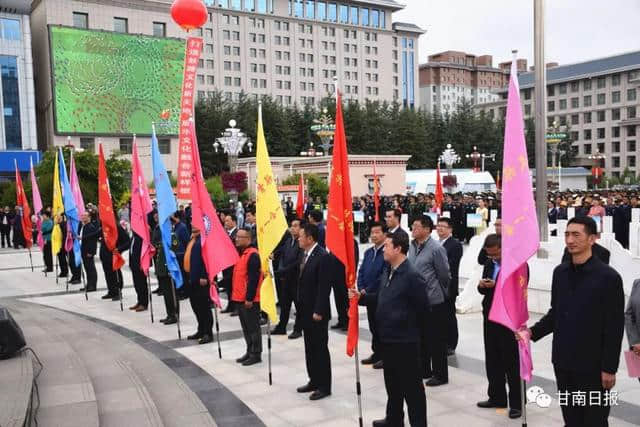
[114, 17, 128, 33]
[234, 62, 241, 71]
[206, 59, 214, 69]
[612, 74, 620, 86]
[339, 4, 348, 23]
[612, 91, 620, 103]
[294, 0, 303, 17]
[584, 112, 592, 123]
[547, 85, 555, 96]
[612, 109, 620, 121]
[231, 0, 241, 9]
[524, 104, 531, 115]
[224, 45, 231, 55]
[317, 1, 326, 20]
[597, 77, 606, 89]
[197, 74, 205, 84]
[629, 126, 637, 137]
[257, 0, 268, 13]
[571, 114, 579, 125]
[583, 144, 592, 155]
[597, 128, 605, 139]
[612, 141, 620, 153]
[571, 97, 579, 108]
[559, 99, 567, 110]
[597, 110, 606, 122]
[558, 83, 567, 94]
[361, 8, 369, 26]
[629, 106, 637, 119]
[80, 137, 94, 152]
[233, 46, 240, 55]
[547, 100, 555, 112]
[306, 0, 315, 19]
[350, 6, 359, 24]
[584, 79, 592, 90]
[72, 12, 88, 29]
[206, 43, 214, 53]
[224, 76, 232, 85]
[628, 141, 636, 152]
[597, 93, 606, 105]
[232, 31, 240, 41]
[584, 129, 592, 140]
[245, 0, 255, 11]
[584, 95, 592, 107]
[629, 156, 636, 168]
[570, 81, 579, 92]
[613, 126, 620, 138]
[158, 139, 171, 154]
[223, 30, 230, 40]
[206, 28, 213, 38]
[207, 75, 214, 85]
[198, 59, 204, 68]
[328, 2, 337, 22]
[628, 88, 637, 101]
[371, 9, 380, 27]
[153, 22, 166, 37]
[119, 138, 133, 154]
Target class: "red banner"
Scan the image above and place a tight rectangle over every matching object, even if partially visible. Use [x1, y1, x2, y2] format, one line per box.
[176, 36, 203, 200]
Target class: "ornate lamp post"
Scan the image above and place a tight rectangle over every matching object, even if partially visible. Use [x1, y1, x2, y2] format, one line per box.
[465, 146, 495, 172]
[299, 141, 323, 157]
[310, 108, 336, 156]
[439, 144, 460, 190]
[213, 119, 252, 172]
[588, 150, 606, 189]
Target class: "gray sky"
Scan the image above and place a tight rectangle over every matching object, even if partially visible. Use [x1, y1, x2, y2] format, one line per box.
[393, 0, 640, 68]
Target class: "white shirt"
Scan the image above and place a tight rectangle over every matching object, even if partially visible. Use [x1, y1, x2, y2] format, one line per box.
[439, 235, 451, 246]
[389, 226, 400, 234]
[304, 243, 318, 264]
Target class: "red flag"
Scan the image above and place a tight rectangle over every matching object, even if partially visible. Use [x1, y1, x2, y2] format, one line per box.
[295, 173, 305, 219]
[373, 160, 380, 222]
[131, 140, 154, 276]
[188, 119, 239, 307]
[98, 145, 124, 270]
[435, 164, 444, 215]
[15, 163, 33, 249]
[326, 92, 358, 356]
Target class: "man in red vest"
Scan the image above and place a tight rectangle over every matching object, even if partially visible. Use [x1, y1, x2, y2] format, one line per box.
[233, 227, 263, 366]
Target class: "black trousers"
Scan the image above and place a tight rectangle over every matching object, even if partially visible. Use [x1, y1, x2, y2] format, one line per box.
[303, 318, 331, 393]
[43, 242, 53, 271]
[131, 266, 148, 307]
[447, 297, 459, 350]
[0, 225, 10, 247]
[221, 267, 234, 308]
[554, 367, 612, 427]
[482, 319, 521, 410]
[82, 254, 97, 289]
[190, 283, 213, 336]
[68, 249, 81, 280]
[381, 342, 427, 427]
[159, 275, 178, 318]
[177, 255, 190, 296]
[238, 302, 262, 356]
[276, 276, 302, 333]
[421, 302, 449, 382]
[366, 300, 379, 357]
[57, 250, 68, 276]
[332, 280, 348, 325]
[101, 259, 119, 296]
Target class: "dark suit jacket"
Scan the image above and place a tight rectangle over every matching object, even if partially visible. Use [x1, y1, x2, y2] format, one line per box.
[79, 222, 99, 256]
[276, 233, 303, 285]
[548, 207, 558, 224]
[189, 236, 208, 285]
[442, 237, 463, 298]
[100, 225, 130, 265]
[561, 242, 610, 265]
[298, 245, 332, 325]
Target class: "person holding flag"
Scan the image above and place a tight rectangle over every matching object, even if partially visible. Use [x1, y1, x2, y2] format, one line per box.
[58, 148, 82, 285]
[29, 158, 44, 251]
[68, 152, 85, 284]
[51, 149, 65, 280]
[14, 162, 33, 263]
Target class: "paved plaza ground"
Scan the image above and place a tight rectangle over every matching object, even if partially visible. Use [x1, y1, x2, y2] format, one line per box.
[0, 247, 638, 426]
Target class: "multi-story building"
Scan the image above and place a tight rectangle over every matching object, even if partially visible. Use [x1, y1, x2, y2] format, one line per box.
[30, 0, 423, 175]
[476, 51, 640, 178]
[0, 0, 38, 179]
[418, 51, 526, 114]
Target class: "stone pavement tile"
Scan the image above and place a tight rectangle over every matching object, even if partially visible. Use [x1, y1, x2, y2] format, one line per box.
[161, 410, 216, 427]
[97, 407, 161, 427]
[429, 409, 512, 426]
[37, 401, 99, 427]
[95, 387, 148, 414]
[38, 382, 96, 408]
[278, 403, 341, 426]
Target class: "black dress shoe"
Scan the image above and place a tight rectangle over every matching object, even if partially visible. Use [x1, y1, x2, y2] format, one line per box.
[221, 306, 234, 314]
[101, 293, 114, 300]
[296, 383, 316, 393]
[152, 288, 161, 294]
[198, 335, 213, 344]
[271, 327, 287, 335]
[242, 356, 262, 366]
[361, 355, 378, 365]
[163, 317, 177, 325]
[288, 331, 302, 339]
[69, 279, 82, 284]
[331, 322, 347, 330]
[230, 311, 239, 317]
[111, 296, 120, 301]
[447, 348, 456, 356]
[425, 377, 448, 387]
[309, 390, 331, 400]
[79, 287, 96, 292]
[236, 353, 250, 363]
[188, 332, 203, 340]
[372, 419, 391, 427]
[372, 360, 384, 369]
[477, 400, 507, 409]
[509, 409, 522, 419]
[57, 274, 68, 278]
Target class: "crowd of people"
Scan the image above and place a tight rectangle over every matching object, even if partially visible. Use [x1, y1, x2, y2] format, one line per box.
[7, 186, 640, 427]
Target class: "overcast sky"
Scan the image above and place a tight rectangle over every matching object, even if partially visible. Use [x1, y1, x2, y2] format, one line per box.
[393, 0, 640, 68]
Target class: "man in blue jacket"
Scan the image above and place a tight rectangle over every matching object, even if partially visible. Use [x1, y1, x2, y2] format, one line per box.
[351, 231, 428, 427]
[357, 222, 387, 368]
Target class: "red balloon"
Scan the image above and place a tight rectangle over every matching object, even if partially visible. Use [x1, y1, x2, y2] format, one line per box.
[170, 0, 208, 31]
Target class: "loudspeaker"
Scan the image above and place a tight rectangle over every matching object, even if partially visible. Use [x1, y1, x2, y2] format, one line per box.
[0, 307, 26, 359]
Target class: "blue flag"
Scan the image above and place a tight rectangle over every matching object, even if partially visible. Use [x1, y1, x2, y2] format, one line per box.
[151, 128, 183, 288]
[58, 148, 81, 267]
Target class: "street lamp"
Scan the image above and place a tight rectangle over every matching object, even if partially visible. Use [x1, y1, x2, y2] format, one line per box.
[465, 146, 495, 172]
[213, 119, 253, 172]
[310, 108, 336, 156]
[439, 144, 460, 174]
[299, 141, 323, 157]
[588, 150, 606, 189]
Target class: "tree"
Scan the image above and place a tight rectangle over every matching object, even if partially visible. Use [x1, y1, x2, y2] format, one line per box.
[282, 173, 328, 201]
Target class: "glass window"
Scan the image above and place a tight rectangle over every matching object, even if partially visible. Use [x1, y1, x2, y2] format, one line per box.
[257, 0, 267, 13]
[231, 0, 241, 9]
[583, 95, 591, 107]
[114, 17, 128, 33]
[219, 0, 229, 6]
[371, 9, 379, 27]
[350, 6, 358, 24]
[612, 74, 620, 86]
[306, 0, 315, 19]
[597, 110, 606, 121]
[294, 0, 304, 17]
[628, 140, 636, 152]
[80, 138, 95, 152]
[628, 88, 637, 101]
[597, 77, 606, 89]
[613, 126, 620, 137]
[547, 100, 555, 112]
[328, 3, 337, 22]
[629, 106, 637, 119]
[245, 0, 255, 11]
[559, 99, 567, 110]
[158, 139, 171, 154]
[1, 56, 21, 149]
[612, 91, 620, 103]
[119, 138, 133, 154]
[317, 1, 326, 20]
[71, 13, 88, 30]
[339, 4, 348, 23]
[558, 83, 567, 94]
[583, 79, 592, 90]
[153, 22, 166, 37]
[361, 8, 369, 26]
[571, 81, 579, 92]
[597, 93, 606, 105]
[571, 97, 579, 108]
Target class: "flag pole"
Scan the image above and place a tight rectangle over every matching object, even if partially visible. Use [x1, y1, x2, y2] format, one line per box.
[170, 278, 181, 339]
[147, 275, 154, 323]
[82, 265, 88, 300]
[118, 270, 124, 312]
[66, 257, 70, 292]
[55, 252, 59, 284]
[213, 303, 222, 359]
[521, 379, 527, 427]
[28, 248, 33, 272]
[267, 259, 276, 384]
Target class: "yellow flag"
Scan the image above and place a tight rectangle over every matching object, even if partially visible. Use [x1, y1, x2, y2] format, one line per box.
[256, 103, 288, 323]
[51, 150, 64, 256]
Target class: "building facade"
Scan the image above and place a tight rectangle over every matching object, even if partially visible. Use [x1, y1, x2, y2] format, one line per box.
[0, 0, 38, 177]
[476, 51, 640, 178]
[418, 51, 526, 115]
[30, 0, 423, 176]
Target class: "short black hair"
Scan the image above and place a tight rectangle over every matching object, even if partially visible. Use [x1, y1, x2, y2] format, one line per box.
[386, 208, 402, 220]
[290, 218, 305, 227]
[246, 209, 256, 216]
[567, 216, 598, 236]
[413, 214, 434, 231]
[484, 233, 501, 249]
[226, 213, 237, 224]
[385, 231, 409, 254]
[301, 223, 319, 242]
[437, 217, 453, 228]
[309, 210, 323, 223]
[369, 221, 385, 232]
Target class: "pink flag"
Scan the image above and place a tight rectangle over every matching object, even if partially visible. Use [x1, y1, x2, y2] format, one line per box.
[188, 119, 238, 307]
[29, 158, 44, 250]
[69, 152, 85, 217]
[131, 140, 154, 276]
[488, 59, 540, 382]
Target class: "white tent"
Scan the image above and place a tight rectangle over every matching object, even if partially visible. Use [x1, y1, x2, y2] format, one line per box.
[406, 169, 496, 194]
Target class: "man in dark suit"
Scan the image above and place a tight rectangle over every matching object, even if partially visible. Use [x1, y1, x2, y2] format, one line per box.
[613, 198, 631, 249]
[307, 210, 325, 248]
[0, 206, 14, 248]
[329, 238, 360, 331]
[244, 210, 258, 247]
[221, 213, 238, 313]
[78, 212, 99, 292]
[477, 218, 501, 266]
[99, 221, 130, 301]
[296, 223, 332, 401]
[477, 234, 522, 419]
[384, 208, 408, 240]
[561, 241, 610, 264]
[272, 219, 304, 338]
[436, 217, 463, 354]
[185, 227, 214, 345]
[351, 231, 428, 427]
[519, 216, 625, 427]
[129, 231, 149, 311]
